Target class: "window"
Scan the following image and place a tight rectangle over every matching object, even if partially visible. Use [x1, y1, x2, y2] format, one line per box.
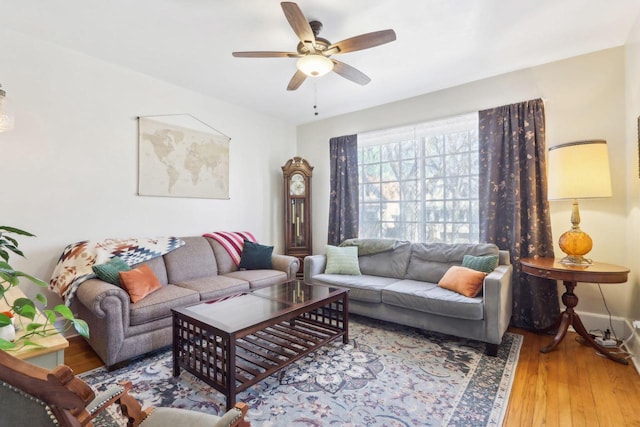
[358, 113, 479, 243]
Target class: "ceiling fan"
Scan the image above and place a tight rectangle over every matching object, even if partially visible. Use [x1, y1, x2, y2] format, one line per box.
[232, 2, 396, 91]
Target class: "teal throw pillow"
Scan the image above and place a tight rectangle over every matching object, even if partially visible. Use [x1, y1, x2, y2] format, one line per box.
[238, 240, 273, 270]
[92, 256, 131, 286]
[462, 254, 499, 273]
[325, 245, 361, 275]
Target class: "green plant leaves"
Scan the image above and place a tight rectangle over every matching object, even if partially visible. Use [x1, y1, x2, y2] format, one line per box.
[0, 313, 11, 327]
[0, 339, 16, 350]
[35, 293, 47, 305]
[72, 318, 90, 338]
[0, 225, 91, 347]
[26, 322, 44, 331]
[13, 298, 36, 320]
[0, 225, 34, 262]
[53, 304, 74, 320]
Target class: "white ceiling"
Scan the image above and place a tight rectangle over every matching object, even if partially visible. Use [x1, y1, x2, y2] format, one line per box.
[3, 0, 640, 125]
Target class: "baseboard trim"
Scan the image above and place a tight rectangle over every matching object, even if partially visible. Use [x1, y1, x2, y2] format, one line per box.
[625, 328, 640, 374]
[574, 311, 639, 373]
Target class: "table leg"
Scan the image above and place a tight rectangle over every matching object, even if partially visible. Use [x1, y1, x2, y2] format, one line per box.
[540, 280, 628, 365]
[571, 311, 628, 365]
[540, 311, 572, 353]
[342, 293, 349, 344]
[172, 316, 180, 377]
[540, 280, 578, 354]
[226, 335, 236, 411]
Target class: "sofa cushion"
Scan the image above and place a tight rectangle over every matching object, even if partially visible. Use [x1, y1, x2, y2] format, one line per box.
[325, 245, 361, 275]
[129, 284, 200, 326]
[358, 241, 411, 279]
[238, 241, 273, 270]
[438, 266, 487, 298]
[119, 265, 163, 303]
[174, 275, 250, 301]
[163, 237, 218, 283]
[405, 243, 499, 283]
[223, 270, 287, 289]
[134, 256, 169, 285]
[308, 274, 399, 303]
[206, 237, 238, 275]
[462, 254, 499, 273]
[382, 280, 484, 320]
[92, 257, 130, 286]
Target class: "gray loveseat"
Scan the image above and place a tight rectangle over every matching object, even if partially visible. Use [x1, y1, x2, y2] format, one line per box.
[304, 240, 512, 355]
[72, 236, 299, 369]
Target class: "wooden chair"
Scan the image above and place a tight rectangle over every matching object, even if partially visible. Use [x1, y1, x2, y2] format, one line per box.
[0, 350, 250, 427]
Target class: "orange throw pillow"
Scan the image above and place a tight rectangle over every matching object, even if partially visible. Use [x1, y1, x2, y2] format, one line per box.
[118, 264, 162, 303]
[437, 265, 487, 298]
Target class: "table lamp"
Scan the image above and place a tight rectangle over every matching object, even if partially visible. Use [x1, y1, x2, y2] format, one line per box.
[547, 140, 612, 265]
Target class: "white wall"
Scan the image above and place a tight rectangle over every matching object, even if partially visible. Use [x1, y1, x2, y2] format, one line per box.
[624, 13, 640, 361]
[0, 29, 297, 304]
[297, 47, 632, 328]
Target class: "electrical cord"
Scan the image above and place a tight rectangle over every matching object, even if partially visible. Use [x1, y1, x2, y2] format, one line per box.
[593, 283, 638, 360]
[597, 283, 619, 340]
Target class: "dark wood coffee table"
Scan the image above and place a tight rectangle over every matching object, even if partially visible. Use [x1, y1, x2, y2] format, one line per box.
[171, 280, 349, 410]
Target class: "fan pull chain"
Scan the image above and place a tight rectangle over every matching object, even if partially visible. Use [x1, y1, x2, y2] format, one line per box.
[313, 83, 319, 116]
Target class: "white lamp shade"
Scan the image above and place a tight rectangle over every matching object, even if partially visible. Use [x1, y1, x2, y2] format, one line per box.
[547, 140, 612, 200]
[296, 54, 334, 77]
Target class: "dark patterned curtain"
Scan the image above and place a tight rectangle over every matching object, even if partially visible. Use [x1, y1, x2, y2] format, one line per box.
[478, 98, 559, 330]
[328, 134, 359, 246]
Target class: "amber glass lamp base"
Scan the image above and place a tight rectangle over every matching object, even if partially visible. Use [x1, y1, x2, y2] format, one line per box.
[557, 199, 594, 265]
[558, 229, 593, 265]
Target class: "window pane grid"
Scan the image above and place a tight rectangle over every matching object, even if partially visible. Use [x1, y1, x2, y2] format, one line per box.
[358, 114, 478, 244]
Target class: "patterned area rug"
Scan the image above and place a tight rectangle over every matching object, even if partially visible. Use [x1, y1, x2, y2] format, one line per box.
[80, 316, 522, 426]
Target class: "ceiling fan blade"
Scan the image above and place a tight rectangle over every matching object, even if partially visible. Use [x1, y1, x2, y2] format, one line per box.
[326, 29, 397, 55]
[287, 70, 307, 91]
[281, 2, 316, 53]
[232, 51, 299, 58]
[332, 60, 371, 86]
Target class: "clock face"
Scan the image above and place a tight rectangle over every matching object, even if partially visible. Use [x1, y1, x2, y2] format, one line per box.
[290, 173, 306, 196]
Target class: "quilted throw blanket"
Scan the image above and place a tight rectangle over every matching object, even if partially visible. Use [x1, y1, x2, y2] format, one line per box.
[203, 231, 256, 266]
[49, 237, 185, 305]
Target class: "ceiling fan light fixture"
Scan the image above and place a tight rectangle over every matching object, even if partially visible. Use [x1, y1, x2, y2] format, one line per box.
[296, 54, 333, 77]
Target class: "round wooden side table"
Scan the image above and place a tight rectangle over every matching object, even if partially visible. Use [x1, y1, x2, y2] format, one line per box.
[520, 257, 630, 365]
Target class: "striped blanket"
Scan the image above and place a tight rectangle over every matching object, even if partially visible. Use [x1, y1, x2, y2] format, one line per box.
[49, 237, 185, 305]
[203, 231, 256, 265]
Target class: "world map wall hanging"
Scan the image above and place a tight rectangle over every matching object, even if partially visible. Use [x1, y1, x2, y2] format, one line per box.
[137, 114, 230, 199]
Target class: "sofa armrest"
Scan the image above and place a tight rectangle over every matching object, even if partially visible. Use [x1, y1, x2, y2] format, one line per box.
[303, 255, 327, 283]
[73, 278, 134, 368]
[75, 278, 131, 320]
[271, 254, 300, 280]
[482, 264, 513, 344]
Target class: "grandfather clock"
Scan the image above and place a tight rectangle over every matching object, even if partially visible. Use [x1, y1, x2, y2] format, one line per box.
[282, 157, 313, 278]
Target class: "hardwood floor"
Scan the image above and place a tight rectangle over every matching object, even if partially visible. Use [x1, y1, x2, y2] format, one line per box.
[503, 327, 640, 427]
[65, 327, 640, 426]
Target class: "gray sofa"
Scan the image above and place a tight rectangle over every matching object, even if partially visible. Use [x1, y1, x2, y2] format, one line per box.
[304, 240, 513, 355]
[72, 236, 299, 369]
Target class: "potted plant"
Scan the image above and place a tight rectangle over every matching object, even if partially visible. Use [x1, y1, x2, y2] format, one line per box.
[0, 226, 88, 350]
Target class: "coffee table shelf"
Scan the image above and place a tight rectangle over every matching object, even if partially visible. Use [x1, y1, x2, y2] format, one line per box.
[235, 315, 344, 389]
[172, 281, 349, 410]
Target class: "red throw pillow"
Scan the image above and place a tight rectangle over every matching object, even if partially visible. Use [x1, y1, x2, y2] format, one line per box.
[437, 266, 487, 298]
[118, 264, 162, 303]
